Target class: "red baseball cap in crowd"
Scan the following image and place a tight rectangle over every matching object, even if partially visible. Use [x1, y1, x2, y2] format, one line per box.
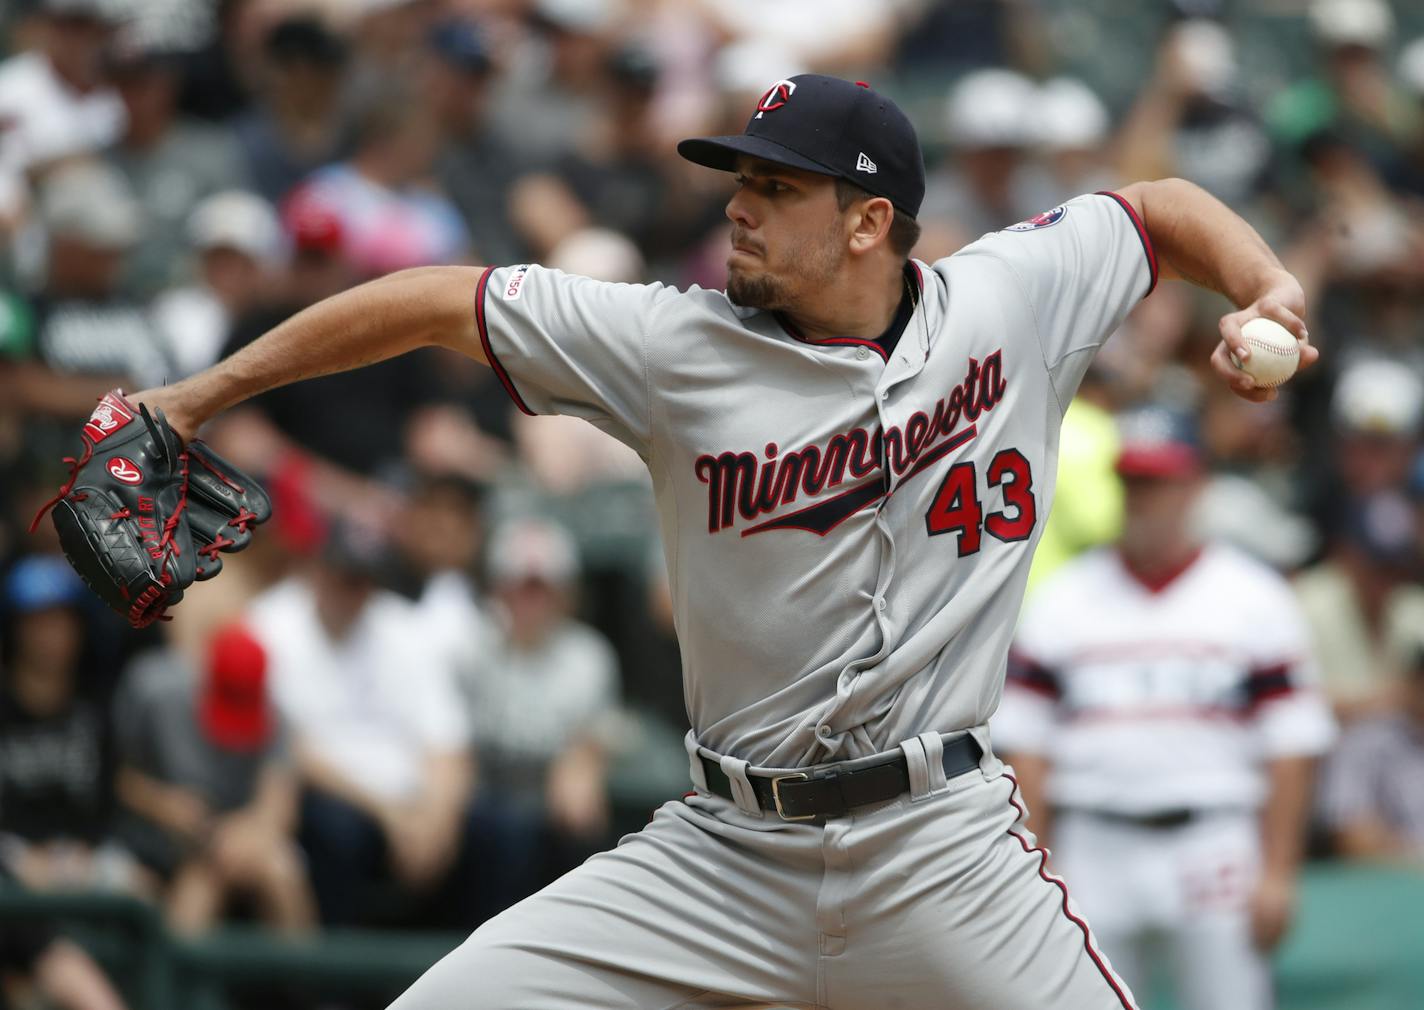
[1114, 405, 1202, 479]
[199, 623, 273, 752]
[281, 188, 344, 257]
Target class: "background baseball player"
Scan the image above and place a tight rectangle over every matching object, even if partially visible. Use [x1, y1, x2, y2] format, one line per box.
[994, 406, 1337, 1010]
[56, 73, 1315, 1009]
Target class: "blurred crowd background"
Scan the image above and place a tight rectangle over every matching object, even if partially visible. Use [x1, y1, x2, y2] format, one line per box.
[2, 0, 1424, 1007]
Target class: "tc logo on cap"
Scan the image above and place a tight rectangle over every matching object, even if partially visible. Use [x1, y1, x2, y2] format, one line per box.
[755, 79, 797, 119]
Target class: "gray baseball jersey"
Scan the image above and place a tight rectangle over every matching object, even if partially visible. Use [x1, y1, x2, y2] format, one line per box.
[475, 192, 1154, 768]
[391, 193, 1156, 1010]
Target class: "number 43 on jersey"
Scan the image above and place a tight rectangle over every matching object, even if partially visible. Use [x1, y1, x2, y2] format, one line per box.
[924, 448, 1036, 556]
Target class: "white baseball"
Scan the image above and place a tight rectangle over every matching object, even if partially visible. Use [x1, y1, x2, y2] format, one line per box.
[1232, 317, 1300, 388]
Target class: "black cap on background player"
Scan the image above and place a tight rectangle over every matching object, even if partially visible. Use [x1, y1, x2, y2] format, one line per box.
[677, 75, 927, 219]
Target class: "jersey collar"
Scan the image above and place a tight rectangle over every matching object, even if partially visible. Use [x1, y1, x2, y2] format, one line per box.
[774, 262, 927, 365]
[1117, 545, 1205, 595]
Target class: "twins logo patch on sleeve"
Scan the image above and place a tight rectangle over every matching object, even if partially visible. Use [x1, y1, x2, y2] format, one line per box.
[1004, 205, 1068, 232]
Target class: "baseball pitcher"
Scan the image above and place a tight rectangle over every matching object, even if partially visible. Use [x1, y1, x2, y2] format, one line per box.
[42, 76, 1316, 1009]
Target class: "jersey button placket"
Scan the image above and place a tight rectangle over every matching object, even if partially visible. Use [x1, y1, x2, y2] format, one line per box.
[871, 383, 899, 639]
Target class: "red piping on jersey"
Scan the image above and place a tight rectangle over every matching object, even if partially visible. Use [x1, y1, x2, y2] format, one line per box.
[474, 265, 537, 417]
[1097, 191, 1159, 298]
[1118, 546, 1202, 594]
[1002, 773, 1140, 1010]
[777, 313, 888, 361]
[774, 264, 924, 362]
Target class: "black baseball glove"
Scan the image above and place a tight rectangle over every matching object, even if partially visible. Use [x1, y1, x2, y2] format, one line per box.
[30, 391, 271, 628]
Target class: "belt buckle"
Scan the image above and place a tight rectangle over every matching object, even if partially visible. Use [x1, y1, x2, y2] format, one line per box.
[771, 772, 815, 821]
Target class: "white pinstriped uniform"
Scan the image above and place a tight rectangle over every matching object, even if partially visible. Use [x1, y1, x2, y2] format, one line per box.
[995, 543, 1336, 1010]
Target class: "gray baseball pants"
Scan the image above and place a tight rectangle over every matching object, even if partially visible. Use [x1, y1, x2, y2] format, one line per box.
[388, 734, 1138, 1010]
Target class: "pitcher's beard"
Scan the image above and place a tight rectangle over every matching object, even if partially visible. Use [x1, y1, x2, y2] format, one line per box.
[726, 268, 789, 310]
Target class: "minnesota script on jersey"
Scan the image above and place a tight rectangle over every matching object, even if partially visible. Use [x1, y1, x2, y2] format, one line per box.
[475, 192, 1157, 767]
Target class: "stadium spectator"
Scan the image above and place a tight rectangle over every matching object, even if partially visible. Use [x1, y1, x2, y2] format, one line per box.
[394, 470, 491, 679]
[511, 45, 676, 260]
[231, 14, 348, 204]
[286, 85, 469, 278]
[210, 198, 448, 524]
[1394, 35, 1424, 197]
[488, 0, 622, 165]
[1034, 76, 1117, 200]
[1297, 359, 1424, 719]
[919, 68, 1050, 255]
[174, 0, 266, 122]
[425, 18, 531, 268]
[464, 519, 620, 881]
[1116, 19, 1272, 210]
[0, 555, 134, 893]
[246, 522, 473, 926]
[1268, 0, 1421, 174]
[103, 32, 250, 298]
[1024, 365, 1123, 593]
[342, 0, 444, 121]
[1321, 358, 1424, 516]
[150, 189, 282, 380]
[20, 161, 170, 415]
[996, 406, 1336, 1010]
[1319, 644, 1424, 865]
[1296, 490, 1424, 721]
[0, 857, 127, 1010]
[0, 0, 124, 233]
[113, 624, 314, 935]
[694, 0, 900, 74]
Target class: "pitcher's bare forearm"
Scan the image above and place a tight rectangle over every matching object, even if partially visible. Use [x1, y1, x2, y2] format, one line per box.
[1116, 178, 1290, 307]
[134, 266, 488, 438]
[1115, 178, 1316, 402]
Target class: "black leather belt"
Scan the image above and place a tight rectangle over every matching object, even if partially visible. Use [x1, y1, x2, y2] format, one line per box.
[1081, 808, 1197, 830]
[700, 734, 983, 821]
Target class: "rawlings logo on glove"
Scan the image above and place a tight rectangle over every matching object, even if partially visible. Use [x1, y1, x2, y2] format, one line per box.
[30, 391, 272, 628]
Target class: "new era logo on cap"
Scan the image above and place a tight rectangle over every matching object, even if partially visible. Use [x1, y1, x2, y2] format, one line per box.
[856, 152, 877, 174]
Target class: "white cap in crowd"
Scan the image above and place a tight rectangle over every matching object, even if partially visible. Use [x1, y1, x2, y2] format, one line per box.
[534, 0, 625, 34]
[40, 160, 143, 249]
[1171, 18, 1238, 98]
[1309, 0, 1393, 49]
[1332, 359, 1424, 436]
[187, 191, 282, 263]
[713, 40, 808, 96]
[1400, 36, 1424, 96]
[549, 228, 644, 283]
[489, 518, 581, 586]
[1035, 77, 1109, 151]
[945, 69, 1037, 149]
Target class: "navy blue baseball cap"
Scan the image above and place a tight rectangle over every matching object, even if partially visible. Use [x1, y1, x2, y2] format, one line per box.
[677, 74, 926, 218]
